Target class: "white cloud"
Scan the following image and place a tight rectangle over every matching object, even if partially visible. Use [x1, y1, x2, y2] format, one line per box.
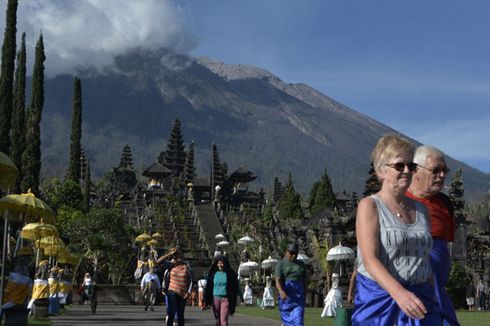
[1, 0, 197, 76]
[392, 116, 490, 172]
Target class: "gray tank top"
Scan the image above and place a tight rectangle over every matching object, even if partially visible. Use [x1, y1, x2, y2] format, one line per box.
[357, 195, 433, 285]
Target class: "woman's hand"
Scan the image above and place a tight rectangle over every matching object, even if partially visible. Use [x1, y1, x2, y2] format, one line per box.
[279, 290, 287, 301]
[394, 289, 427, 320]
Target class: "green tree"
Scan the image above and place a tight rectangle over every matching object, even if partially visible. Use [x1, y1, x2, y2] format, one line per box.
[0, 0, 18, 153]
[309, 168, 337, 216]
[42, 178, 84, 212]
[21, 34, 45, 194]
[448, 168, 466, 224]
[83, 159, 91, 212]
[277, 173, 304, 221]
[9, 32, 26, 193]
[61, 207, 133, 284]
[66, 77, 82, 183]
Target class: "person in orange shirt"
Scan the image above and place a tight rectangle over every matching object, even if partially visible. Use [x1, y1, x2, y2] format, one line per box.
[406, 145, 459, 326]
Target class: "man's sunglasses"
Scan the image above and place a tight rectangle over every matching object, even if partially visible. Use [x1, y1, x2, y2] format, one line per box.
[417, 165, 450, 175]
[385, 162, 418, 172]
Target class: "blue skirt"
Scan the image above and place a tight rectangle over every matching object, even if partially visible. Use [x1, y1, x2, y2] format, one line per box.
[352, 273, 441, 326]
[431, 239, 459, 326]
[278, 279, 305, 326]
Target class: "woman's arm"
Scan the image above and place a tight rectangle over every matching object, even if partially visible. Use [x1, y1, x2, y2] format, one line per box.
[357, 197, 427, 320]
[275, 276, 287, 300]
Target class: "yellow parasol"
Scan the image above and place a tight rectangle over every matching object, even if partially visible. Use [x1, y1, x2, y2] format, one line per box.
[0, 189, 55, 224]
[135, 233, 151, 243]
[21, 222, 59, 240]
[0, 151, 17, 191]
[147, 239, 157, 247]
[151, 232, 162, 239]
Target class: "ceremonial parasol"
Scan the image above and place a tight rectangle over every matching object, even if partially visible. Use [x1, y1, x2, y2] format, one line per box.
[21, 222, 59, 240]
[326, 243, 355, 276]
[217, 240, 230, 247]
[297, 253, 311, 264]
[135, 233, 151, 243]
[151, 232, 162, 239]
[238, 260, 259, 277]
[261, 256, 279, 270]
[214, 233, 225, 240]
[0, 189, 55, 224]
[237, 235, 254, 245]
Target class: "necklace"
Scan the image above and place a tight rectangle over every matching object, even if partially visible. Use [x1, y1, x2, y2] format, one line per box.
[395, 201, 406, 218]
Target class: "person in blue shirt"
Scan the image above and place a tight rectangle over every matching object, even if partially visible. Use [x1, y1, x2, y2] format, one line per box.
[204, 255, 242, 326]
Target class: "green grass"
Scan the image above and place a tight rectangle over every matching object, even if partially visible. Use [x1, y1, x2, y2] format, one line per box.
[235, 306, 489, 326]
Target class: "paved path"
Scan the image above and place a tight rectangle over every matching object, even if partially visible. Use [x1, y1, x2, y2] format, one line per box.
[51, 304, 282, 325]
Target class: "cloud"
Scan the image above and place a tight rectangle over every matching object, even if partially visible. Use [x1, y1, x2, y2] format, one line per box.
[392, 116, 490, 173]
[1, 0, 197, 76]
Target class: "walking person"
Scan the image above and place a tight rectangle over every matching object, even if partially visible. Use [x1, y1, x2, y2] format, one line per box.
[407, 145, 459, 325]
[352, 134, 441, 325]
[476, 278, 487, 311]
[275, 242, 307, 326]
[197, 273, 208, 310]
[204, 255, 242, 326]
[141, 266, 161, 311]
[466, 281, 476, 311]
[163, 249, 193, 326]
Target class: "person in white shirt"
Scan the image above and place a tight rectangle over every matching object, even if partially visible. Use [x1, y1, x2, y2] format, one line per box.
[141, 267, 161, 311]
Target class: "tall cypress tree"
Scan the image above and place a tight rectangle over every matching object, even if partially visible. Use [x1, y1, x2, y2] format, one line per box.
[83, 159, 91, 212]
[448, 168, 466, 225]
[277, 173, 304, 221]
[309, 168, 337, 216]
[0, 0, 18, 153]
[9, 32, 25, 193]
[66, 77, 82, 183]
[21, 34, 45, 194]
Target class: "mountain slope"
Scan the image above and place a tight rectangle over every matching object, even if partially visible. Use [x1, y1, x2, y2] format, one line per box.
[39, 48, 487, 199]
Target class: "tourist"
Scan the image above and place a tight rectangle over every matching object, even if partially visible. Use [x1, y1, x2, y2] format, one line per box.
[275, 242, 307, 326]
[162, 249, 193, 326]
[80, 273, 95, 305]
[197, 272, 208, 310]
[352, 134, 441, 325]
[476, 278, 487, 311]
[466, 281, 476, 311]
[204, 255, 242, 326]
[141, 266, 161, 311]
[407, 145, 459, 325]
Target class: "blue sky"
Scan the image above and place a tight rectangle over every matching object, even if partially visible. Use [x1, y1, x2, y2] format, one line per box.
[183, 0, 490, 174]
[6, 0, 490, 174]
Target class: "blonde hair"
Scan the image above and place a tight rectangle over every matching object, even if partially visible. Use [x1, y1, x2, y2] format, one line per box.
[371, 134, 415, 176]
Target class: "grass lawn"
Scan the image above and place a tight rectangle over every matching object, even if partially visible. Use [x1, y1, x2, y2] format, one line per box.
[235, 306, 489, 326]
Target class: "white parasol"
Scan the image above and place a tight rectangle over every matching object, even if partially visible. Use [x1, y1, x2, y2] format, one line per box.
[237, 235, 254, 245]
[261, 256, 279, 270]
[296, 253, 311, 264]
[215, 233, 225, 240]
[326, 243, 355, 261]
[238, 260, 259, 277]
[217, 240, 230, 247]
[326, 243, 355, 276]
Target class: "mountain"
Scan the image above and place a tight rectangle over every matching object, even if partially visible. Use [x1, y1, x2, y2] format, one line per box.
[39, 48, 487, 200]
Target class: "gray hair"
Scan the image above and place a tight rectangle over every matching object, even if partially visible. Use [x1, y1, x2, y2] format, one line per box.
[413, 145, 445, 166]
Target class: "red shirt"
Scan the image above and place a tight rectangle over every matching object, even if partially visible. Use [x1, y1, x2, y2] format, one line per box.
[406, 192, 455, 242]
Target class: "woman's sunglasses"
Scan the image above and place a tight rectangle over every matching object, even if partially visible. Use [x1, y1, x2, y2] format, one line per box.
[385, 162, 418, 172]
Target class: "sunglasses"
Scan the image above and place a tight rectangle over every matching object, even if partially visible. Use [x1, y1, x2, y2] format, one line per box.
[385, 162, 418, 172]
[417, 165, 450, 175]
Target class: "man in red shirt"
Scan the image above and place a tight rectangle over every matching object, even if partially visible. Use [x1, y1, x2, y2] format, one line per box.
[406, 145, 459, 326]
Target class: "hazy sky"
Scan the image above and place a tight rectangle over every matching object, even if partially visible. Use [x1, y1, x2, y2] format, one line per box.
[4, 0, 490, 173]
